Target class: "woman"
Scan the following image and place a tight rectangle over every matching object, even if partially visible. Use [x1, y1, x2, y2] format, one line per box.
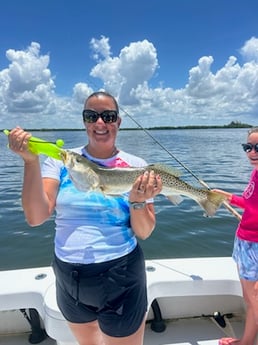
[214, 128, 258, 345]
[8, 91, 162, 345]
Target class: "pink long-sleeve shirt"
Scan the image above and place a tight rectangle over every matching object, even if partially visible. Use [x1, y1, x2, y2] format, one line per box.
[230, 169, 258, 242]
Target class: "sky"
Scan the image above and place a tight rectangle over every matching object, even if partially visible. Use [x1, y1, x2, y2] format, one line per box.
[0, 0, 258, 129]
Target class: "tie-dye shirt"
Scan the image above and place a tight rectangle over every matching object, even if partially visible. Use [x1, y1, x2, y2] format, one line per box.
[41, 146, 148, 264]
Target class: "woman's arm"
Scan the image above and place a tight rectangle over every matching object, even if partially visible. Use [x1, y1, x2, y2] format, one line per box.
[129, 203, 156, 239]
[129, 170, 162, 239]
[8, 127, 59, 226]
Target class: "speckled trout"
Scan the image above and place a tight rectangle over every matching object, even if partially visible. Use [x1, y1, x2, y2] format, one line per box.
[61, 150, 226, 217]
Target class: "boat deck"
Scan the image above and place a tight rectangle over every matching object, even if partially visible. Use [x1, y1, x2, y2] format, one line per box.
[0, 258, 245, 345]
[0, 315, 244, 345]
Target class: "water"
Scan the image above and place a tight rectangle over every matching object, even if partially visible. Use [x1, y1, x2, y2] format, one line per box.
[0, 128, 251, 270]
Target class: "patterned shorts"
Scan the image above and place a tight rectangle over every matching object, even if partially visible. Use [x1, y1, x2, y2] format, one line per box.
[232, 236, 258, 281]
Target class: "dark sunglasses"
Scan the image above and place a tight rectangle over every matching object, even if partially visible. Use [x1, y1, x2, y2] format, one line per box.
[82, 109, 118, 123]
[242, 143, 258, 153]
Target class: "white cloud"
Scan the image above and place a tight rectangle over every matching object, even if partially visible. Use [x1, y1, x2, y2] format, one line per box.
[90, 36, 111, 61]
[0, 42, 58, 128]
[0, 36, 258, 129]
[90, 55, 123, 97]
[240, 36, 258, 62]
[89, 37, 159, 104]
[118, 40, 158, 105]
[72, 83, 94, 104]
[2, 42, 55, 111]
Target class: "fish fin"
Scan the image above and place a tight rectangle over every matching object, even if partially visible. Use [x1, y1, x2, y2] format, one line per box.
[198, 191, 226, 217]
[167, 194, 184, 205]
[148, 163, 182, 177]
[69, 165, 101, 193]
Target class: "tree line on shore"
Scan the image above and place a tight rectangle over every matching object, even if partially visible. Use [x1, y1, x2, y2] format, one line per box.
[3, 121, 253, 132]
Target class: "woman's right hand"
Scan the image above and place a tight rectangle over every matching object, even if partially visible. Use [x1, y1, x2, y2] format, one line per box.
[7, 127, 38, 163]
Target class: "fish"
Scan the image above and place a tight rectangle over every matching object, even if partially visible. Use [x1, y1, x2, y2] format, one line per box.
[3, 130, 225, 216]
[61, 150, 226, 217]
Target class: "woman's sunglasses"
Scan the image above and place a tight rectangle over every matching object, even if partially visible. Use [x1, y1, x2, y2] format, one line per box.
[242, 143, 258, 153]
[82, 109, 118, 123]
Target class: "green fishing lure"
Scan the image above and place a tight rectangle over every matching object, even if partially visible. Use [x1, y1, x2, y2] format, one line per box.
[3, 129, 64, 160]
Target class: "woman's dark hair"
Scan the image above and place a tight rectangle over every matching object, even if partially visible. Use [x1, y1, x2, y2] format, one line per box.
[86, 91, 119, 112]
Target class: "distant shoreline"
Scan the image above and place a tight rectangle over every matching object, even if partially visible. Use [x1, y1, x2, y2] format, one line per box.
[3, 123, 253, 132]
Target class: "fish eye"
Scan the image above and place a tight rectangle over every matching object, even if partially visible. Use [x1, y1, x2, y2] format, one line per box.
[76, 156, 82, 163]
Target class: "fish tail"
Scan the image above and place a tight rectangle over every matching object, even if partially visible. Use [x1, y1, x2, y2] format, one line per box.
[198, 191, 226, 217]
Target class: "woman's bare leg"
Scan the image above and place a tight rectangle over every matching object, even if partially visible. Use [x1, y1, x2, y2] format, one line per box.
[68, 316, 146, 345]
[103, 317, 146, 345]
[68, 320, 105, 345]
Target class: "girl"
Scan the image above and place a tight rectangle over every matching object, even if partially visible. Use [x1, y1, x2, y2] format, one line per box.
[215, 128, 258, 345]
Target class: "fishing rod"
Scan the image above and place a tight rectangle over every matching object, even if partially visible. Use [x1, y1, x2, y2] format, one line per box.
[86, 81, 241, 220]
[121, 107, 242, 221]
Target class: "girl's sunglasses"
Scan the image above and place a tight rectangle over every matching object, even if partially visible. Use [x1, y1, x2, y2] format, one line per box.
[242, 143, 258, 153]
[82, 109, 118, 123]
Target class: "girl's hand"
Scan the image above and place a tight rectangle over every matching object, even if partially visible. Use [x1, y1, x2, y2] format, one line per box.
[212, 189, 232, 202]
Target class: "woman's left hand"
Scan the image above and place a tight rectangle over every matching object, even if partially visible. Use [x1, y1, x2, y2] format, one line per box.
[129, 170, 162, 202]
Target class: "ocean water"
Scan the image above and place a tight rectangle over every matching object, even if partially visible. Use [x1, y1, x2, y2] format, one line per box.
[0, 128, 251, 270]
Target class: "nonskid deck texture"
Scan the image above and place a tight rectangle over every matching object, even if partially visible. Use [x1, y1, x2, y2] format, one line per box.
[144, 315, 244, 345]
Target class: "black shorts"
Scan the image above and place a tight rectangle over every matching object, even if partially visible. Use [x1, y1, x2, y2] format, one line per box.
[52, 244, 147, 337]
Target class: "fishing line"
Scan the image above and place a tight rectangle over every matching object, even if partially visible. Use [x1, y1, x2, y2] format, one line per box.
[86, 83, 241, 220]
[120, 107, 242, 221]
[121, 108, 201, 180]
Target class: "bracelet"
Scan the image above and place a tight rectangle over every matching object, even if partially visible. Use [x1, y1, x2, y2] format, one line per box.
[129, 201, 146, 210]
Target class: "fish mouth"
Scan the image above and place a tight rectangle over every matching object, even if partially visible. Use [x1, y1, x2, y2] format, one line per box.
[60, 150, 67, 162]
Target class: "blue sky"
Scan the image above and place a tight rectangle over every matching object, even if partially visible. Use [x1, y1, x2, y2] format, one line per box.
[0, 0, 258, 129]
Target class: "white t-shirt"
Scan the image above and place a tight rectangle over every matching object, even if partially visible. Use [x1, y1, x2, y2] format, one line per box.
[41, 146, 148, 264]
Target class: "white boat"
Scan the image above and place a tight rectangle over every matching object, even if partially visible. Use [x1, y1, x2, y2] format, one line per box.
[0, 257, 245, 345]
